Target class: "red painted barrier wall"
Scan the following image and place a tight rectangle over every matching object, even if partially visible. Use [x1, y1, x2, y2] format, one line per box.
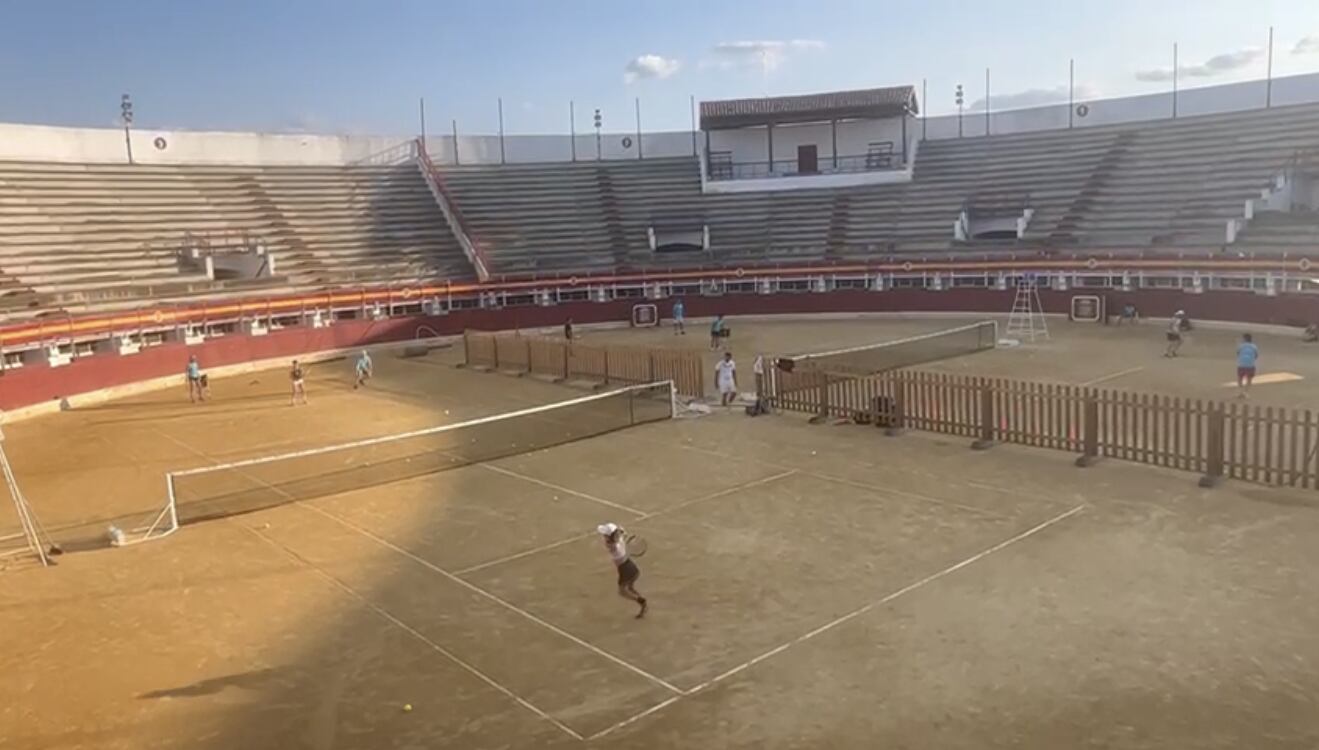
[2, 290, 1315, 412]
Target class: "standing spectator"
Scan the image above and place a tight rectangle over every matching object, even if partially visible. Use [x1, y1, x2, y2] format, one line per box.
[672, 298, 686, 336]
[353, 350, 373, 390]
[185, 355, 205, 403]
[564, 318, 574, 341]
[709, 314, 728, 350]
[1236, 333, 1259, 400]
[715, 351, 738, 407]
[1118, 303, 1139, 326]
[290, 359, 308, 406]
[1163, 311, 1186, 358]
[752, 354, 765, 400]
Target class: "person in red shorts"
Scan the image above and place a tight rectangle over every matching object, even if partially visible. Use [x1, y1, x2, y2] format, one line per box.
[1236, 333, 1259, 400]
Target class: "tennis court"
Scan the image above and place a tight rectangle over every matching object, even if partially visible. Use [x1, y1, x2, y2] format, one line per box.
[3, 320, 1319, 749]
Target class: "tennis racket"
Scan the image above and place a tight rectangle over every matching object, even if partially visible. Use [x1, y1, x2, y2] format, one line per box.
[625, 533, 649, 558]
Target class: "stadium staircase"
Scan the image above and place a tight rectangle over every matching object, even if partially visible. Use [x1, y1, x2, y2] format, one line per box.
[1047, 132, 1136, 244]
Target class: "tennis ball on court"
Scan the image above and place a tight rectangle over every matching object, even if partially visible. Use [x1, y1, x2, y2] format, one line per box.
[811, 451, 817, 456]
[403, 704, 413, 712]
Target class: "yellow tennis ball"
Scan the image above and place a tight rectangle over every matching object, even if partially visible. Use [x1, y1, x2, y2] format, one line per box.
[403, 704, 413, 712]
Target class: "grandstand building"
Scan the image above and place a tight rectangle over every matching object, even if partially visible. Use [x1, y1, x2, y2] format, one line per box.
[700, 86, 918, 191]
[1, 73, 1318, 416]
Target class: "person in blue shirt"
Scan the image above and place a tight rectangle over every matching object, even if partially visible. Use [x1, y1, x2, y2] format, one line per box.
[353, 350, 373, 390]
[1236, 333, 1260, 399]
[671, 299, 686, 336]
[709, 314, 728, 350]
[185, 355, 205, 403]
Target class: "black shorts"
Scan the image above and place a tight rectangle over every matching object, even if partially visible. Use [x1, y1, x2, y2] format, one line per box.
[1166, 332, 1182, 342]
[617, 559, 640, 586]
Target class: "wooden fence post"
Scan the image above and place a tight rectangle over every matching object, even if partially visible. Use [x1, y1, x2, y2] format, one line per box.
[1199, 403, 1226, 488]
[561, 341, 570, 382]
[1074, 391, 1101, 467]
[648, 351, 657, 383]
[885, 374, 906, 436]
[971, 379, 996, 450]
[602, 348, 611, 386]
[809, 370, 830, 424]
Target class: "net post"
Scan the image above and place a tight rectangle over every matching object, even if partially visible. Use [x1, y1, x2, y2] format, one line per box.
[1199, 403, 1226, 488]
[648, 351, 656, 383]
[525, 337, 533, 375]
[1074, 390, 1102, 466]
[560, 340, 570, 382]
[462, 330, 471, 367]
[492, 335, 501, 370]
[603, 348, 611, 385]
[166, 472, 180, 532]
[971, 378, 996, 450]
[884, 373, 906, 436]
[668, 380, 678, 418]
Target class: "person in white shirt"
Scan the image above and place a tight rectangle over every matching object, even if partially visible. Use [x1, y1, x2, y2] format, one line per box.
[1164, 310, 1186, 357]
[715, 351, 738, 406]
[598, 523, 647, 618]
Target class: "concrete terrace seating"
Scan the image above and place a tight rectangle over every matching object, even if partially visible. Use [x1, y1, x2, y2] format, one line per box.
[1235, 211, 1319, 250]
[443, 158, 708, 275]
[0, 161, 472, 315]
[1072, 104, 1319, 246]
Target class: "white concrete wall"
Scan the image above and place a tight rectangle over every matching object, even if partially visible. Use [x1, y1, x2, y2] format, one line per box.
[919, 71, 1319, 140]
[1, 71, 1316, 166]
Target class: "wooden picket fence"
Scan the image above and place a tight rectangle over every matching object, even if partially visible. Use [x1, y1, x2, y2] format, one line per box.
[763, 366, 1319, 489]
[463, 330, 705, 399]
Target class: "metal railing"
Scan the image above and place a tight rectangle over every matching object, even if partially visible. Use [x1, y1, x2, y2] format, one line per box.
[706, 147, 902, 181]
[413, 138, 490, 282]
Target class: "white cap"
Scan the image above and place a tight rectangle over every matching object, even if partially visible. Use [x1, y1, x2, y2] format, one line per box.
[596, 522, 619, 536]
[1175, 310, 1185, 316]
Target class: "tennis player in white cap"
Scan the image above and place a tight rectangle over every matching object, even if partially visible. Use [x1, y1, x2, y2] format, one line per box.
[598, 522, 647, 618]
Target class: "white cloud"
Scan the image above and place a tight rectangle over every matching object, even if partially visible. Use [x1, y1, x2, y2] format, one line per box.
[706, 39, 825, 72]
[1135, 47, 1263, 82]
[967, 84, 1101, 112]
[624, 54, 681, 83]
[1294, 36, 1319, 55]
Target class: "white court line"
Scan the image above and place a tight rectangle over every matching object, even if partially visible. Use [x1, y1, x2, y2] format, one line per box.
[252, 528, 583, 740]
[636, 434, 1011, 521]
[589, 503, 1088, 740]
[454, 470, 797, 576]
[808, 471, 1010, 520]
[301, 502, 685, 696]
[152, 429, 582, 740]
[481, 464, 647, 517]
[1081, 366, 1144, 387]
[159, 428, 683, 696]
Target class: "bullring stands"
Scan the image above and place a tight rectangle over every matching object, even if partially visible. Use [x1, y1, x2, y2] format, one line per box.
[2, 101, 1318, 316]
[0, 161, 472, 316]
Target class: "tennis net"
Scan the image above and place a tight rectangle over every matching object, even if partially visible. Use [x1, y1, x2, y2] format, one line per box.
[777, 320, 997, 377]
[150, 381, 674, 535]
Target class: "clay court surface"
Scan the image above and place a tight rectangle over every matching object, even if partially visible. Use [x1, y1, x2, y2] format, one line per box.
[3, 317, 1319, 749]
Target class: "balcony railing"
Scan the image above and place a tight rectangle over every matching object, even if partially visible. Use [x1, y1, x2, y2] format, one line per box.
[706, 145, 902, 182]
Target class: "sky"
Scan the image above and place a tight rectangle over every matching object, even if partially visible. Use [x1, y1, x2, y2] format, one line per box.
[1, 0, 1317, 136]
